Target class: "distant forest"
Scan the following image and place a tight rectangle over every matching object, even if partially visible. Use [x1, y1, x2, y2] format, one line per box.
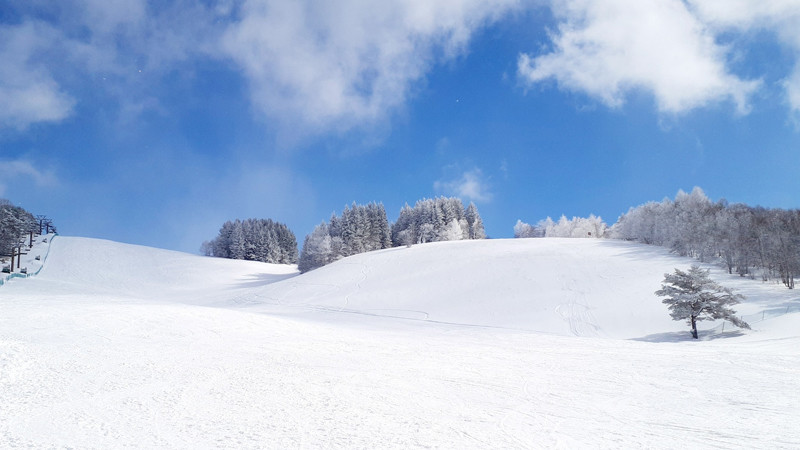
[205, 197, 486, 273]
[201, 218, 298, 265]
[515, 187, 800, 290]
[206, 187, 800, 287]
[299, 197, 485, 273]
[611, 188, 800, 289]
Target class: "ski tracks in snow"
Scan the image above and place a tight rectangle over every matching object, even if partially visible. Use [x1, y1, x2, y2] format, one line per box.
[555, 276, 601, 337]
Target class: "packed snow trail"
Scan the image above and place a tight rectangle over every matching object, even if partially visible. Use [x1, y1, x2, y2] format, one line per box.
[1, 236, 799, 448]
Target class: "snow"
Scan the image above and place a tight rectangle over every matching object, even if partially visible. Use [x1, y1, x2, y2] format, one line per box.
[1, 236, 799, 448]
[1, 233, 53, 285]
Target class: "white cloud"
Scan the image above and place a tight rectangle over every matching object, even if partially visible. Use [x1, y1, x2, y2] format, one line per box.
[687, 0, 800, 115]
[4, 0, 800, 135]
[0, 22, 76, 130]
[434, 168, 493, 203]
[2, 0, 520, 138]
[0, 159, 58, 196]
[518, 0, 761, 114]
[0, 1, 224, 131]
[222, 0, 519, 137]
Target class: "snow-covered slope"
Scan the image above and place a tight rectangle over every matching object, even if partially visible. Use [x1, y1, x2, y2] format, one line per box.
[244, 238, 799, 339]
[22, 236, 297, 303]
[1, 236, 799, 448]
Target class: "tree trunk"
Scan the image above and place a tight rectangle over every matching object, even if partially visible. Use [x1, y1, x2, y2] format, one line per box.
[690, 315, 698, 339]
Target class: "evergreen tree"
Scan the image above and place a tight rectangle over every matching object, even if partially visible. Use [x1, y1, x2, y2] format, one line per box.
[465, 202, 485, 239]
[229, 220, 246, 260]
[390, 197, 485, 246]
[204, 218, 298, 264]
[655, 265, 750, 339]
[297, 202, 392, 272]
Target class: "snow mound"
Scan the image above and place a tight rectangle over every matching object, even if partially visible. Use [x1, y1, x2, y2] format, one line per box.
[27, 236, 297, 304]
[244, 238, 800, 339]
[17, 236, 800, 339]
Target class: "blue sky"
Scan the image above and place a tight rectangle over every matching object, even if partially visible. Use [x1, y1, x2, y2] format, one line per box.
[1, 0, 799, 253]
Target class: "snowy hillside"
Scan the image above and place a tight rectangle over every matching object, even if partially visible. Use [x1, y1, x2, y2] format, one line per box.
[247, 238, 800, 338]
[1, 236, 799, 448]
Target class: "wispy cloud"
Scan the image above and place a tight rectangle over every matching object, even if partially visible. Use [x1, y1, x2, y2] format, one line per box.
[221, 0, 520, 139]
[518, 0, 761, 114]
[1, 0, 519, 139]
[0, 22, 76, 130]
[434, 168, 493, 203]
[687, 0, 800, 116]
[0, 1, 224, 131]
[5, 0, 799, 137]
[165, 163, 318, 253]
[0, 159, 58, 196]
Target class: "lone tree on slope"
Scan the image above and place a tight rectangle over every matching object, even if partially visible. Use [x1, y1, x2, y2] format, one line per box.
[655, 265, 750, 339]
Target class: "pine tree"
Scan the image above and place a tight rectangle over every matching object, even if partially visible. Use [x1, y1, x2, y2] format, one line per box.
[297, 202, 391, 271]
[465, 202, 485, 239]
[205, 218, 298, 264]
[229, 220, 246, 260]
[391, 197, 485, 246]
[655, 265, 750, 339]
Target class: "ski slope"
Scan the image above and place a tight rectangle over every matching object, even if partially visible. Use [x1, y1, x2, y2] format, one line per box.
[1, 236, 799, 448]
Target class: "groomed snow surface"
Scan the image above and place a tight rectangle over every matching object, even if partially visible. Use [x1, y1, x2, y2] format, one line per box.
[2, 236, 799, 448]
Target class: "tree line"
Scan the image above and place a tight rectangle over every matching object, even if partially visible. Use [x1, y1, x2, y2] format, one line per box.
[208, 187, 800, 289]
[391, 197, 485, 247]
[202, 218, 299, 264]
[298, 202, 392, 273]
[299, 198, 485, 272]
[610, 187, 800, 289]
[514, 214, 607, 239]
[0, 199, 39, 256]
[515, 187, 800, 290]
[205, 197, 486, 273]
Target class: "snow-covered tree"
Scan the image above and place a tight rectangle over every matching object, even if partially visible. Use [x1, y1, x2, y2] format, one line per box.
[298, 202, 392, 272]
[390, 197, 485, 246]
[298, 222, 333, 273]
[464, 202, 485, 239]
[609, 188, 800, 290]
[517, 215, 606, 238]
[0, 200, 38, 256]
[440, 219, 463, 241]
[205, 218, 297, 264]
[655, 265, 750, 339]
[513, 220, 541, 238]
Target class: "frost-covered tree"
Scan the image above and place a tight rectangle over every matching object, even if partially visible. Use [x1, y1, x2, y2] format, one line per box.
[0, 200, 38, 256]
[655, 265, 750, 339]
[517, 214, 606, 238]
[200, 240, 214, 257]
[298, 202, 392, 272]
[390, 197, 485, 246]
[205, 218, 297, 264]
[298, 222, 333, 273]
[610, 188, 800, 289]
[440, 219, 464, 241]
[513, 220, 542, 238]
[465, 202, 485, 239]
